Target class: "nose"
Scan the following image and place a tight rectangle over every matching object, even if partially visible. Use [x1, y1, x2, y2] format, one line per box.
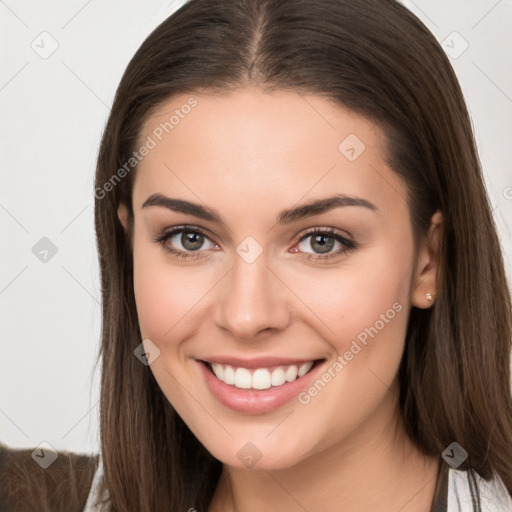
[214, 250, 291, 340]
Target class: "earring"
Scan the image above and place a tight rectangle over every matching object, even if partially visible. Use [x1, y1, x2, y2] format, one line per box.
[425, 293, 433, 301]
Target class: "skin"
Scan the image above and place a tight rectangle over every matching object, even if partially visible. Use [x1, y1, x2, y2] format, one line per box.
[118, 87, 443, 511]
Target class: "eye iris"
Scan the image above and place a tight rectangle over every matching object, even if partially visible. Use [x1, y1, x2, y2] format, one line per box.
[182, 231, 204, 251]
[311, 234, 334, 254]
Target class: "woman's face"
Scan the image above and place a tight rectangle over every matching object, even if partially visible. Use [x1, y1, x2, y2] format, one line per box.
[120, 88, 437, 470]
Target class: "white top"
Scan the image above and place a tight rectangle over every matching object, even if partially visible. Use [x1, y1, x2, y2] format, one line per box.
[448, 467, 512, 511]
[83, 457, 512, 511]
[83, 457, 108, 512]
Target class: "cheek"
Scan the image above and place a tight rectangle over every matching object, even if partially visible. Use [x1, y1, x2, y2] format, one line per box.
[287, 236, 413, 443]
[132, 238, 211, 342]
[131, 241, 210, 421]
[287, 237, 413, 348]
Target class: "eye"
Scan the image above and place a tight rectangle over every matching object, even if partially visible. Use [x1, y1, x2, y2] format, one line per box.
[292, 227, 356, 261]
[154, 225, 356, 262]
[153, 225, 219, 260]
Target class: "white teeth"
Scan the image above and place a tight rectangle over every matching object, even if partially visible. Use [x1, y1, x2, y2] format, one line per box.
[210, 361, 316, 390]
[285, 365, 298, 382]
[271, 367, 286, 386]
[223, 365, 235, 385]
[211, 363, 224, 380]
[298, 361, 314, 377]
[234, 368, 252, 389]
[252, 369, 272, 390]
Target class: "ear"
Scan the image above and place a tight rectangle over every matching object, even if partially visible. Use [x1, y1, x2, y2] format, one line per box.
[411, 210, 443, 309]
[117, 202, 130, 232]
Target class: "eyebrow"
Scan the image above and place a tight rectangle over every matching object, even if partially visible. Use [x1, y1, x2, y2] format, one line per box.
[141, 193, 378, 225]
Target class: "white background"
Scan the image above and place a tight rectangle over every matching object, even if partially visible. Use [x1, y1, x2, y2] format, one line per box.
[1, 0, 511, 457]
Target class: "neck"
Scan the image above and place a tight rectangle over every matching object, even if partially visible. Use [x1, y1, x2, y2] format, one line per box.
[208, 384, 439, 512]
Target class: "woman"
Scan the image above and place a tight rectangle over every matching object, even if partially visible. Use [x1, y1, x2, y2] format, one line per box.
[2, 0, 511, 510]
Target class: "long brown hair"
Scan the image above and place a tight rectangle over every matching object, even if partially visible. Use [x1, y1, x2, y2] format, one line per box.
[93, 0, 512, 510]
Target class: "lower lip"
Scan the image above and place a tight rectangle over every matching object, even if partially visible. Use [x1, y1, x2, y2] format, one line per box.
[197, 359, 325, 414]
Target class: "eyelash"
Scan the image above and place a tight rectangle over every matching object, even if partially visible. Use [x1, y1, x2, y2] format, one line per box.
[153, 225, 356, 262]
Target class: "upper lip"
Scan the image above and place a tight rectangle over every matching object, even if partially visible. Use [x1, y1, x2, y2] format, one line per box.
[200, 356, 323, 369]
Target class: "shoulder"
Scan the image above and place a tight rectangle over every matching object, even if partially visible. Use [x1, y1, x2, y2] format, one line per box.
[0, 441, 99, 512]
[448, 467, 512, 511]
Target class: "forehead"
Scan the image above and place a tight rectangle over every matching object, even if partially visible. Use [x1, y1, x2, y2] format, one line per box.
[132, 88, 407, 220]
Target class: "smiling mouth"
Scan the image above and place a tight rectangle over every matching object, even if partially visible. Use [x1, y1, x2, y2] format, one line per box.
[200, 359, 324, 390]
